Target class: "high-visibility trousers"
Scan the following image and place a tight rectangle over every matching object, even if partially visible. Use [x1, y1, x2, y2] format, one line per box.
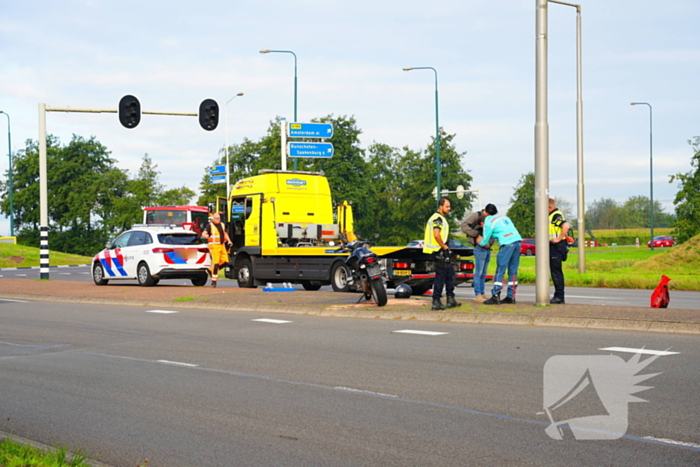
[209, 243, 229, 267]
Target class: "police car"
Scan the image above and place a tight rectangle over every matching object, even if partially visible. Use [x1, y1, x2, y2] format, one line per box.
[92, 225, 212, 286]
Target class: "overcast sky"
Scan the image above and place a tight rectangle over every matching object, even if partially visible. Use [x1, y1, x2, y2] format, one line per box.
[1, 0, 698, 236]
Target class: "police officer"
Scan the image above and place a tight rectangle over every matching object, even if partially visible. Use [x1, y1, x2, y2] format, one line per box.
[549, 198, 571, 304]
[423, 198, 461, 310]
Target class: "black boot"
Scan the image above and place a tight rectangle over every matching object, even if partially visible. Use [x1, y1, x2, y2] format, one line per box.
[431, 297, 445, 311]
[501, 297, 516, 304]
[445, 296, 462, 308]
[484, 293, 500, 305]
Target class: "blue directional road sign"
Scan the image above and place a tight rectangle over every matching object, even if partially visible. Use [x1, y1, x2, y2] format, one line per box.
[209, 165, 226, 175]
[209, 174, 226, 184]
[288, 122, 334, 138]
[288, 142, 334, 158]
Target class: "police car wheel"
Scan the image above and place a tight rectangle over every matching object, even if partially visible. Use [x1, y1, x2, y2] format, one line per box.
[93, 263, 109, 286]
[137, 262, 156, 287]
[191, 276, 207, 286]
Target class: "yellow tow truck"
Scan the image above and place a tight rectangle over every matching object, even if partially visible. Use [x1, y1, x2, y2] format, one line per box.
[223, 170, 475, 294]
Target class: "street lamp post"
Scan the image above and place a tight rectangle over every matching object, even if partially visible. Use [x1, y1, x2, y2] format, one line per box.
[260, 49, 298, 171]
[403, 66, 441, 205]
[225, 93, 244, 201]
[0, 111, 13, 237]
[549, 0, 586, 273]
[631, 102, 654, 250]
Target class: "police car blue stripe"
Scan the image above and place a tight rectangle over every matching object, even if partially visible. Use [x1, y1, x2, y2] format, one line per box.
[165, 252, 188, 265]
[100, 258, 116, 277]
[112, 257, 128, 276]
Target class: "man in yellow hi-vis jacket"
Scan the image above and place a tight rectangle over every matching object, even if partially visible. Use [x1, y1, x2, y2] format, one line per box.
[423, 198, 461, 311]
[202, 213, 232, 287]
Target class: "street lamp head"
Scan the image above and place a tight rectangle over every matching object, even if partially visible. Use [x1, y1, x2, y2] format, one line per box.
[259, 49, 271, 54]
[237, 92, 244, 97]
[402, 67, 414, 71]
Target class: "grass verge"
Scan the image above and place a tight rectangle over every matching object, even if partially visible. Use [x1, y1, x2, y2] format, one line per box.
[0, 243, 91, 269]
[507, 236, 700, 290]
[0, 437, 92, 467]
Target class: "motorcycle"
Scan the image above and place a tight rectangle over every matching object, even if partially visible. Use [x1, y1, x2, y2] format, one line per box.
[337, 238, 388, 307]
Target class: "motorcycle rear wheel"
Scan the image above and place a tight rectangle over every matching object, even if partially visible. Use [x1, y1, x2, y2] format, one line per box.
[370, 277, 388, 307]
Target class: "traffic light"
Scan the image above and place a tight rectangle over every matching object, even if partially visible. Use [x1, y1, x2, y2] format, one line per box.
[118, 95, 141, 129]
[199, 98, 219, 131]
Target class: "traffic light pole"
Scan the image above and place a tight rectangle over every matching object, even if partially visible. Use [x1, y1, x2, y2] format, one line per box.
[37, 104, 199, 280]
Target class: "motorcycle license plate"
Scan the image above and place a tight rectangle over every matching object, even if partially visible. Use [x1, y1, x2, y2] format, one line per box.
[393, 270, 412, 276]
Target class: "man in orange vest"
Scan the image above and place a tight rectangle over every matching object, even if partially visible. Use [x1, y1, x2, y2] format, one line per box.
[202, 213, 232, 287]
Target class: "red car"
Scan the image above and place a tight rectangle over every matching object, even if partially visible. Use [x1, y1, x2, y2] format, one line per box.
[647, 235, 675, 248]
[520, 238, 536, 256]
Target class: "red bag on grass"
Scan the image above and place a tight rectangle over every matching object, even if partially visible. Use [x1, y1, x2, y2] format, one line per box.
[650, 275, 671, 308]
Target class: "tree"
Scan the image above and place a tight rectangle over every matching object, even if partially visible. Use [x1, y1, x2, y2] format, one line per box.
[585, 198, 620, 230]
[1, 138, 195, 254]
[618, 195, 674, 229]
[390, 129, 473, 243]
[507, 172, 535, 238]
[670, 137, 700, 243]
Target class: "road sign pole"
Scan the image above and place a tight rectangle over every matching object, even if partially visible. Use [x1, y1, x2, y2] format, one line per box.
[281, 118, 287, 171]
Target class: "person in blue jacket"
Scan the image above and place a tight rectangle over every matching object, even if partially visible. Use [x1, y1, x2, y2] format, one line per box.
[478, 206, 523, 305]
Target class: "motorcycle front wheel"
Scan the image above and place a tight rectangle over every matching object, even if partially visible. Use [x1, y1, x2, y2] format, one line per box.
[370, 277, 388, 307]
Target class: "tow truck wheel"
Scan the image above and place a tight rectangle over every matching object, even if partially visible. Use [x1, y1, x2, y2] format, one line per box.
[302, 281, 322, 291]
[93, 263, 109, 286]
[137, 262, 156, 287]
[330, 262, 351, 292]
[236, 258, 257, 288]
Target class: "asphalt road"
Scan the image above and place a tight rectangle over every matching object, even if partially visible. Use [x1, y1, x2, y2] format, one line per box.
[1, 299, 698, 466]
[2, 264, 699, 310]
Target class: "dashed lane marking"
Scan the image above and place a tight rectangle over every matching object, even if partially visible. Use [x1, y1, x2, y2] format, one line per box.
[252, 318, 293, 324]
[392, 330, 448, 336]
[156, 360, 198, 367]
[146, 310, 179, 314]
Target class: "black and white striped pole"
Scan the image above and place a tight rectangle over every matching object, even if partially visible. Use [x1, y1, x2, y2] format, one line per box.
[37, 97, 214, 280]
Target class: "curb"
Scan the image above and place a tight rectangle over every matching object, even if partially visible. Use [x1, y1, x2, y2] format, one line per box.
[3, 293, 699, 335]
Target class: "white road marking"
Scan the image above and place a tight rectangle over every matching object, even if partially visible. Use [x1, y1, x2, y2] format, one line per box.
[79, 272, 89, 275]
[392, 330, 448, 336]
[0, 299, 29, 303]
[599, 347, 680, 356]
[16, 274, 27, 277]
[335, 386, 399, 398]
[59, 273, 72, 275]
[156, 360, 198, 367]
[146, 310, 179, 314]
[252, 318, 293, 324]
[643, 436, 700, 449]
